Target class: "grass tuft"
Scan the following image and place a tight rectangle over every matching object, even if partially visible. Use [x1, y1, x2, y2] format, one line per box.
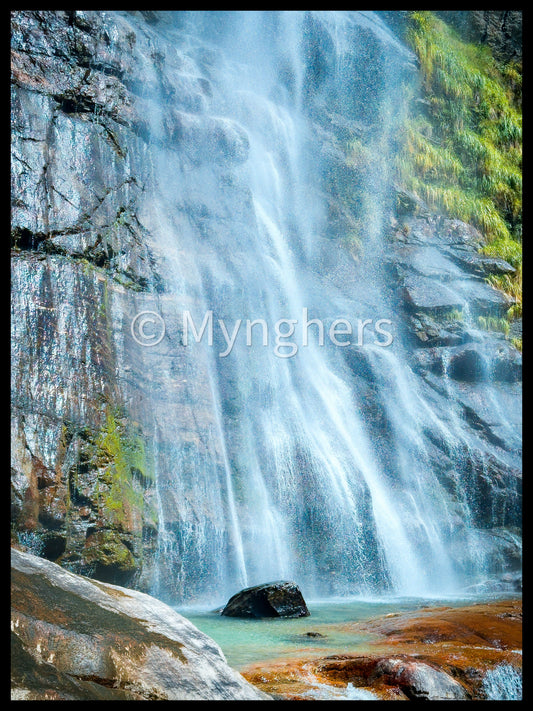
[397, 12, 522, 314]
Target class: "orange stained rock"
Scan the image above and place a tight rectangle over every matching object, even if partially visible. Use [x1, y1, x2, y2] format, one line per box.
[241, 598, 522, 700]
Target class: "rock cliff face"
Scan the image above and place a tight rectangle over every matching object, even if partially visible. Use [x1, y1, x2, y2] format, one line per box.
[11, 11, 521, 600]
[437, 11, 522, 63]
[12, 10, 156, 589]
[11, 10, 224, 592]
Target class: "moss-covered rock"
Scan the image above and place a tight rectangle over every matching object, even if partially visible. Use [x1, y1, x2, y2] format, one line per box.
[396, 11, 522, 321]
[81, 530, 137, 585]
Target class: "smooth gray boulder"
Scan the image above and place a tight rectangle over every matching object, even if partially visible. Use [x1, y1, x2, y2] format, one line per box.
[11, 549, 270, 701]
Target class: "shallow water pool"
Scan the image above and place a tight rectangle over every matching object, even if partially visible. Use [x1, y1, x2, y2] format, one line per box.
[179, 595, 487, 670]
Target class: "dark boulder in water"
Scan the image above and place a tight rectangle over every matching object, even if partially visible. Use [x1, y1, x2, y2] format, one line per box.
[221, 581, 310, 619]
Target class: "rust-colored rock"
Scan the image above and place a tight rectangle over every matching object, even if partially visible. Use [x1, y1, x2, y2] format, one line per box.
[241, 599, 522, 700]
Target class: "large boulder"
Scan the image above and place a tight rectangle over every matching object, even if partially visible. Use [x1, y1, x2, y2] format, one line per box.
[372, 657, 468, 700]
[447, 342, 522, 384]
[221, 581, 310, 619]
[10, 549, 270, 701]
[310, 654, 468, 700]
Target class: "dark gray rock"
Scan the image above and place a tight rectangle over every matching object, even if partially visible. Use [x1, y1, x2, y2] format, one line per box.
[437, 218, 486, 248]
[448, 346, 488, 382]
[509, 317, 522, 341]
[446, 250, 516, 277]
[221, 581, 310, 619]
[454, 279, 515, 317]
[437, 341, 521, 385]
[387, 245, 465, 282]
[402, 275, 464, 314]
[492, 344, 522, 382]
[408, 312, 466, 348]
[393, 186, 430, 217]
[437, 11, 522, 63]
[390, 216, 443, 246]
[412, 348, 446, 376]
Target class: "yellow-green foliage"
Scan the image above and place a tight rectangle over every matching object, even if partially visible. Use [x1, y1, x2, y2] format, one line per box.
[477, 315, 510, 338]
[96, 408, 153, 529]
[507, 302, 522, 320]
[398, 11, 522, 308]
[442, 308, 464, 322]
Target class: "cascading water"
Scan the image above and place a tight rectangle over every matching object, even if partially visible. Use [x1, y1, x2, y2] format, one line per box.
[482, 664, 522, 701]
[112, 10, 521, 605]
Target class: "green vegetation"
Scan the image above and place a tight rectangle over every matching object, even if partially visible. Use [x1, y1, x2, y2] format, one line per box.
[82, 529, 137, 576]
[96, 407, 154, 530]
[477, 315, 510, 338]
[397, 11, 522, 317]
[442, 308, 464, 323]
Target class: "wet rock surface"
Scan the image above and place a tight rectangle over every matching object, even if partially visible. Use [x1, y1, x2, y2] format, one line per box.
[222, 581, 310, 619]
[366, 657, 468, 700]
[386, 199, 521, 565]
[11, 10, 521, 599]
[11, 10, 235, 594]
[11, 549, 270, 701]
[242, 598, 522, 700]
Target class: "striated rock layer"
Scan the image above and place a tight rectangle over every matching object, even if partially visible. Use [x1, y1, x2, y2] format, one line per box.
[11, 10, 223, 593]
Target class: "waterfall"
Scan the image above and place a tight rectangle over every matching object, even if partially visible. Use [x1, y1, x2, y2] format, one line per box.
[482, 664, 522, 700]
[107, 10, 521, 605]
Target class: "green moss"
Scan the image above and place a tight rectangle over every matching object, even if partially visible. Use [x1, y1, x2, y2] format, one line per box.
[96, 408, 154, 530]
[58, 405, 158, 581]
[83, 529, 136, 574]
[398, 11, 522, 311]
[511, 337, 522, 352]
[442, 308, 463, 322]
[477, 315, 510, 338]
